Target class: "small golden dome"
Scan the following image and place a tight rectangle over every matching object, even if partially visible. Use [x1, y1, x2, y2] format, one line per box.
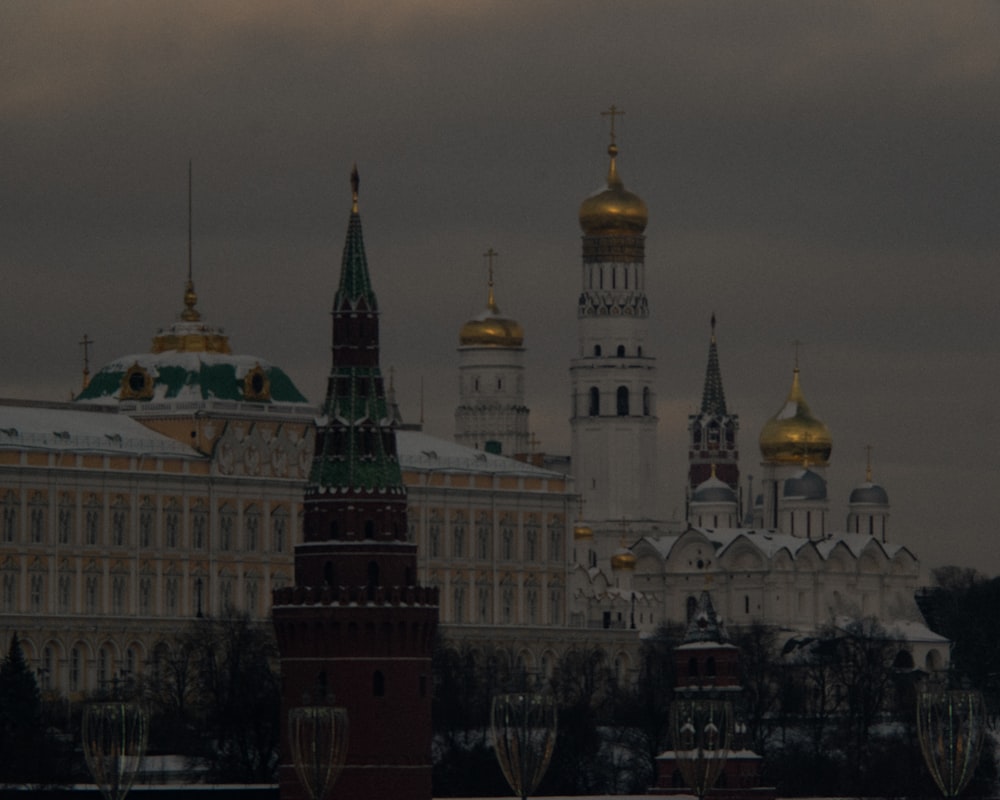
[573, 522, 594, 540]
[611, 546, 637, 570]
[459, 278, 524, 348]
[759, 368, 832, 466]
[579, 143, 648, 236]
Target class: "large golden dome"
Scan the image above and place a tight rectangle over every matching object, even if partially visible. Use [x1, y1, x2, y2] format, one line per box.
[579, 143, 648, 236]
[759, 368, 832, 465]
[459, 283, 524, 348]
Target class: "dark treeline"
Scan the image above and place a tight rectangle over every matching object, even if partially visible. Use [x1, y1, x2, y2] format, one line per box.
[3, 568, 999, 795]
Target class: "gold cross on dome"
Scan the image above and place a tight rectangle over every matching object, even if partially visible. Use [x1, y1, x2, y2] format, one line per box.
[792, 339, 804, 369]
[482, 247, 498, 287]
[601, 105, 625, 145]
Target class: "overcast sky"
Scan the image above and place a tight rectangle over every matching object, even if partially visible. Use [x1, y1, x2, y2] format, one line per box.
[2, 2, 998, 577]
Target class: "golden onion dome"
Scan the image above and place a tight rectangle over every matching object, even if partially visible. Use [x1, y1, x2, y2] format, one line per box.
[459, 281, 524, 348]
[573, 521, 594, 540]
[579, 143, 648, 236]
[611, 546, 637, 571]
[759, 367, 832, 466]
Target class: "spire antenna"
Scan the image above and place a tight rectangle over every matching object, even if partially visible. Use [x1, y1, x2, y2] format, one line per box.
[181, 161, 201, 322]
[188, 160, 193, 285]
[79, 334, 93, 391]
[351, 163, 360, 213]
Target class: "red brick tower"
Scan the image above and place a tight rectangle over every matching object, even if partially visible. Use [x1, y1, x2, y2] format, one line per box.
[273, 168, 438, 800]
[653, 592, 774, 798]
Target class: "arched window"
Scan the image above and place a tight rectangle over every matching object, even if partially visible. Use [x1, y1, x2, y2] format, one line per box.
[616, 344, 626, 357]
[593, 344, 602, 357]
[706, 656, 716, 677]
[688, 657, 699, 678]
[588, 387, 600, 416]
[616, 386, 629, 416]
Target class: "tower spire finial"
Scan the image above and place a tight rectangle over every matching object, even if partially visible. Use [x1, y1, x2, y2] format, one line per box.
[483, 248, 499, 311]
[792, 338, 804, 371]
[181, 160, 201, 322]
[865, 444, 873, 482]
[600, 104, 625, 186]
[79, 334, 93, 391]
[351, 163, 360, 214]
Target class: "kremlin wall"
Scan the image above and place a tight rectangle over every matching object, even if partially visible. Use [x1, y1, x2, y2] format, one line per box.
[0, 130, 946, 700]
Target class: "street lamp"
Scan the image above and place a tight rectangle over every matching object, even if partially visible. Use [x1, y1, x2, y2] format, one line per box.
[288, 704, 349, 800]
[82, 702, 148, 800]
[491, 693, 558, 800]
[670, 697, 733, 800]
[917, 688, 985, 798]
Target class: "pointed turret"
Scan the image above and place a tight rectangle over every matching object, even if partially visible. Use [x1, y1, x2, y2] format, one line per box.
[688, 315, 739, 496]
[308, 167, 405, 504]
[701, 313, 727, 416]
[274, 168, 437, 800]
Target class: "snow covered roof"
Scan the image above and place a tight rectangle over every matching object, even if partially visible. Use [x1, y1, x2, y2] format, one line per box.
[0, 401, 197, 457]
[635, 526, 915, 568]
[397, 430, 564, 478]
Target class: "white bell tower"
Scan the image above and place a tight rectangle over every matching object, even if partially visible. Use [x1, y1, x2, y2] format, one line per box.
[570, 107, 658, 525]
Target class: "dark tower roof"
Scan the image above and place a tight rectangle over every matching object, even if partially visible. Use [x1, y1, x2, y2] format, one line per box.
[684, 590, 729, 644]
[700, 313, 728, 416]
[307, 168, 405, 501]
[334, 166, 377, 312]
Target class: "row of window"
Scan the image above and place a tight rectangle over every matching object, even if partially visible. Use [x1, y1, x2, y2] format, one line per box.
[423, 513, 564, 562]
[37, 642, 143, 693]
[443, 584, 562, 626]
[591, 343, 643, 358]
[585, 385, 652, 417]
[0, 492, 293, 553]
[584, 263, 643, 292]
[0, 569, 284, 618]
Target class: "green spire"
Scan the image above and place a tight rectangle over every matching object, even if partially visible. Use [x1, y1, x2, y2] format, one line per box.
[334, 164, 377, 311]
[700, 313, 728, 416]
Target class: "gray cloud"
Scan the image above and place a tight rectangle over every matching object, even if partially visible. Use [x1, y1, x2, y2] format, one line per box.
[2, 0, 998, 575]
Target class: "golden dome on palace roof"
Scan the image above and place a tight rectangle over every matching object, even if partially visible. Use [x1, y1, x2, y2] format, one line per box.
[759, 367, 832, 466]
[573, 521, 594, 540]
[579, 143, 648, 236]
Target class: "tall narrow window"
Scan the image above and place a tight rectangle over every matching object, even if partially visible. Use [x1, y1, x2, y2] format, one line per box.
[617, 386, 629, 416]
[589, 387, 600, 416]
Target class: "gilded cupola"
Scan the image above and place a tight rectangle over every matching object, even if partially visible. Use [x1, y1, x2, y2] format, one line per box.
[458, 249, 524, 348]
[578, 133, 648, 236]
[759, 367, 832, 466]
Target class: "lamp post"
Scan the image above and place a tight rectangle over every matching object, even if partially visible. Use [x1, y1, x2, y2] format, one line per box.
[288, 704, 349, 800]
[917, 688, 985, 798]
[670, 697, 733, 800]
[82, 702, 148, 800]
[491, 693, 558, 800]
